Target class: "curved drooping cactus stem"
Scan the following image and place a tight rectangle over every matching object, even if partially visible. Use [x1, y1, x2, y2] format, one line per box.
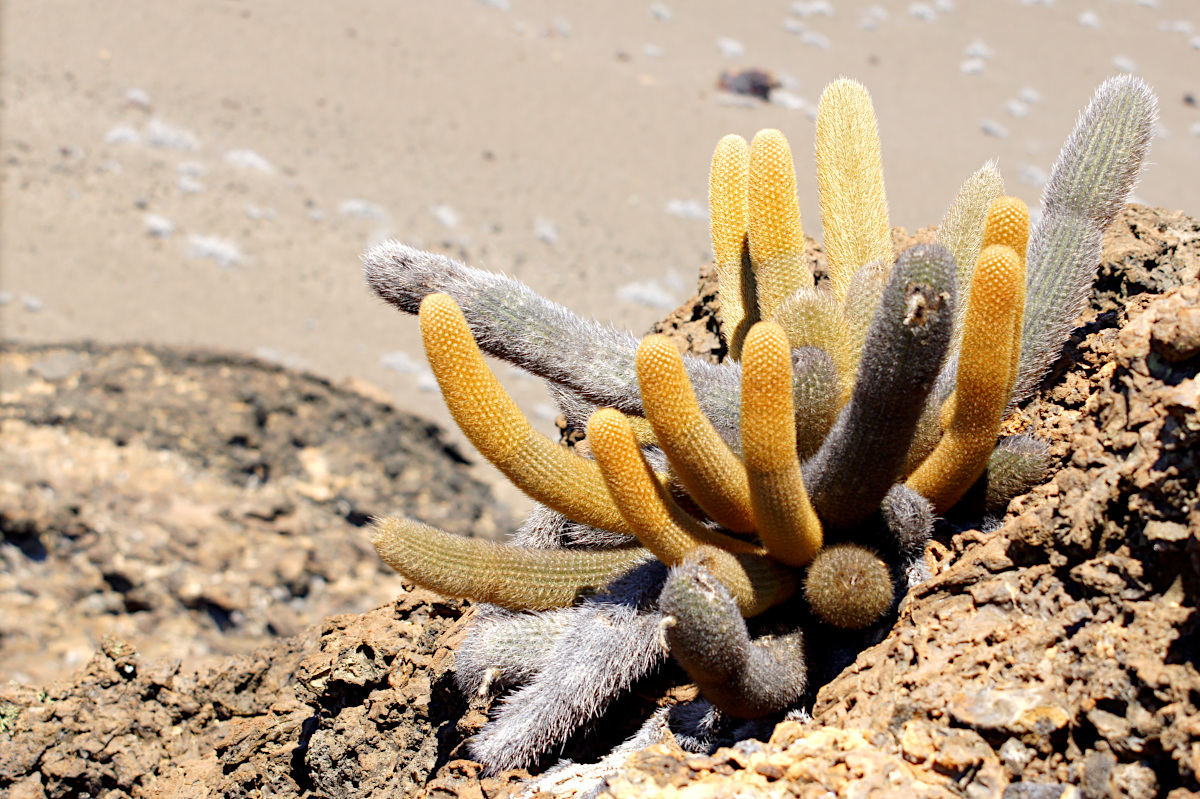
[467, 559, 670, 774]
[935, 160, 1006, 340]
[419, 293, 634, 533]
[660, 557, 807, 718]
[1014, 73, 1157, 402]
[364, 243, 745, 443]
[371, 516, 651, 610]
[710, 134, 757, 360]
[636, 335, 755, 533]
[587, 408, 763, 560]
[772, 285, 854, 401]
[456, 607, 576, 695]
[803, 243, 956, 530]
[803, 543, 894, 630]
[748, 129, 812, 320]
[740, 322, 823, 567]
[816, 78, 893, 303]
[907, 199, 1028, 513]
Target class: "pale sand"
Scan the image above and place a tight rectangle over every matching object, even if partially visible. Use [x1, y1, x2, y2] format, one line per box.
[3, 0, 1199, 521]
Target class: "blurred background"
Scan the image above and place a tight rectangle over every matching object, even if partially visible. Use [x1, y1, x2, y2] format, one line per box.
[3, 0, 1199, 517]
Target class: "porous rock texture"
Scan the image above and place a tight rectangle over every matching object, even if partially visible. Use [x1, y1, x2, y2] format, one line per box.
[0, 205, 1198, 799]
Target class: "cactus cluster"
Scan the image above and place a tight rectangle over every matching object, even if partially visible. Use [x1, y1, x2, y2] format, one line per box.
[362, 75, 1156, 773]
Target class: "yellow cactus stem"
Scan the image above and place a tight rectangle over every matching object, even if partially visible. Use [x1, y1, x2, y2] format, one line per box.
[748, 129, 812, 320]
[587, 408, 763, 563]
[419, 293, 631, 533]
[816, 78, 892, 304]
[906, 242, 1026, 513]
[686, 545, 799, 618]
[771, 285, 854, 404]
[739, 322, 824, 567]
[371, 516, 651, 611]
[981, 196, 1031, 388]
[636, 335, 756, 533]
[709, 134, 757, 360]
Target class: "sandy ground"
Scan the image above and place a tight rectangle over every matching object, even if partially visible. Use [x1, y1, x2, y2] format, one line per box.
[3, 0, 1199, 522]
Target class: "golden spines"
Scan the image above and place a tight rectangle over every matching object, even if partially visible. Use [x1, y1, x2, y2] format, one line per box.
[906, 209, 1027, 513]
[372, 516, 650, 610]
[709, 134, 757, 359]
[748, 129, 812, 320]
[419, 293, 630, 533]
[739, 322, 823, 567]
[587, 408, 762, 564]
[636, 335, 755, 533]
[982, 196, 1031, 390]
[816, 78, 892, 304]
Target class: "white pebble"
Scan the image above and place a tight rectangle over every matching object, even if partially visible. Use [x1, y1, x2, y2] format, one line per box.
[145, 118, 200, 151]
[790, 1, 833, 18]
[176, 175, 205, 194]
[1112, 55, 1138, 72]
[799, 30, 832, 49]
[980, 118, 1010, 139]
[534, 217, 559, 243]
[960, 58, 986, 75]
[125, 88, 151, 109]
[105, 125, 142, 146]
[0, 291, 11, 306]
[643, 43, 665, 57]
[186, 234, 243, 268]
[224, 149, 275, 173]
[431, 204, 462, 228]
[859, 5, 889, 29]
[478, 0, 510, 9]
[244, 205, 276, 220]
[1159, 20, 1194, 35]
[1005, 99, 1030, 118]
[23, 295, 44, 312]
[716, 37, 745, 57]
[964, 39, 994, 59]
[908, 3, 936, 21]
[616, 280, 679, 311]
[1018, 163, 1049, 188]
[1077, 11, 1100, 28]
[144, 214, 176, 238]
[665, 199, 708, 221]
[1018, 87, 1041, 104]
[770, 90, 813, 114]
[339, 199, 387, 221]
[649, 2, 672, 21]
[381, 352, 439, 392]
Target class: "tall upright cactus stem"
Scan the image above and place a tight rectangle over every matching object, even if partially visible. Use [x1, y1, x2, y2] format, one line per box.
[748, 129, 812, 320]
[816, 78, 893, 303]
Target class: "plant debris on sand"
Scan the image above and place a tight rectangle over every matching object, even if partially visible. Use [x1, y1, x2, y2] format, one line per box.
[0, 205, 1198, 798]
